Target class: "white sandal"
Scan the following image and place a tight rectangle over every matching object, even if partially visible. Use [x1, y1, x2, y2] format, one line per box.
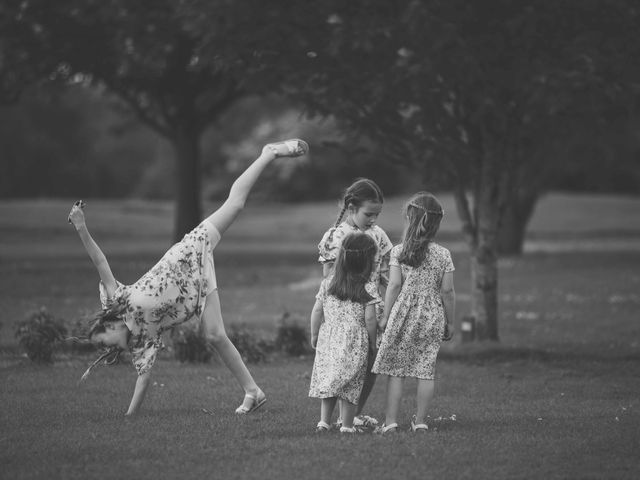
[411, 416, 428, 432]
[316, 421, 330, 433]
[375, 423, 398, 434]
[266, 139, 309, 158]
[234, 390, 267, 415]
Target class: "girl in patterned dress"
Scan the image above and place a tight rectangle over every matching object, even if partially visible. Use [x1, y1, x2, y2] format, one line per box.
[317, 178, 392, 427]
[309, 233, 379, 433]
[372, 192, 456, 434]
[68, 139, 308, 416]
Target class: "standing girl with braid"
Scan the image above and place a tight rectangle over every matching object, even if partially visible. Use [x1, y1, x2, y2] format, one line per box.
[317, 178, 393, 426]
[372, 192, 455, 434]
[68, 139, 308, 416]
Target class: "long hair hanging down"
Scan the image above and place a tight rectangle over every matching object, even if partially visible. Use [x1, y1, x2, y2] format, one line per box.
[76, 300, 129, 384]
[397, 192, 444, 267]
[328, 233, 377, 303]
[322, 178, 385, 253]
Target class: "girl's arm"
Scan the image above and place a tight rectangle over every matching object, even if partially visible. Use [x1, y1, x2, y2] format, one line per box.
[380, 264, 402, 330]
[378, 252, 391, 296]
[125, 371, 151, 416]
[309, 298, 324, 349]
[440, 271, 456, 341]
[68, 202, 118, 298]
[321, 262, 334, 279]
[364, 304, 377, 351]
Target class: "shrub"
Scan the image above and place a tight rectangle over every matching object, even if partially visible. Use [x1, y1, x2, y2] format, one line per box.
[172, 324, 214, 363]
[15, 307, 67, 363]
[274, 312, 312, 356]
[228, 324, 270, 364]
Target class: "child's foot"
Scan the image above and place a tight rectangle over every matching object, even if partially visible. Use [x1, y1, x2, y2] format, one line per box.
[411, 415, 428, 432]
[265, 139, 309, 158]
[374, 423, 398, 435]
[234, 389, 266, 414]
[316, 421, 330, 433]
[339, 426, 363, 434]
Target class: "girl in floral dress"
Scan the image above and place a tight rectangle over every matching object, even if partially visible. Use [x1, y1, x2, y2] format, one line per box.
[317, 178, 392, 426]
[372, 192, 456, 434]
[68, 139, 308, 416]
[309, 233, 379, 433]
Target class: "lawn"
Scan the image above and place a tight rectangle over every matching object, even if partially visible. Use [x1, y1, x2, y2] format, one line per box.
[1, 193, 639, 480]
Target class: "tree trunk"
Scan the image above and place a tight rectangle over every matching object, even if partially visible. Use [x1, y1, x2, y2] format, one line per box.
[497, 190, 539, 256]
[172, 128, 202, 242]
[470, 240, 499, 341]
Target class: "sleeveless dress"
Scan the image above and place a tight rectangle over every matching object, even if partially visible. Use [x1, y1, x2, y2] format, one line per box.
[99, 219, 220, 374]
[308, 279, 378, 404]
[372, 242, 454, 380]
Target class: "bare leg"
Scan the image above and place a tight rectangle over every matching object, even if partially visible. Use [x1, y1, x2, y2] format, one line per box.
[384, 375, 404, 427]
[355, 352, 378, 416]
[202, 289, 263, 410]
[205, 141, 307, 237]
[320, 397, 337, 426]
[415, 379, 435, 425]
[341, 400, 357, 429]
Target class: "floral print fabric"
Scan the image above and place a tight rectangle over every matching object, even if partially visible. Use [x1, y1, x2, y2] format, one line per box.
[99, 220, 220, 374]
[372, 242, 454, 380]
[318, 222, 392, 344]
[308, 279, 378, 404]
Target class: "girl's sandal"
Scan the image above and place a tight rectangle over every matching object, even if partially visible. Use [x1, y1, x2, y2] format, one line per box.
[266, 139, 309, 158]
[411, 417, 429, 432]
[315, 421, 330, 433]
[375, 423, 399, 435]
[234, 390, 267, 415]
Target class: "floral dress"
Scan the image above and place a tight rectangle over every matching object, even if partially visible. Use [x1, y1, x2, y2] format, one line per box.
[318, 222, 392, 341]
[308, 280, 378, 404]
[372, 242, 454, 380]
[100, 219, 220, 375]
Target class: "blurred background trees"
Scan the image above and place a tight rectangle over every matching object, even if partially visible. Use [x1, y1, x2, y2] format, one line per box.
[2, 0, 639, 341]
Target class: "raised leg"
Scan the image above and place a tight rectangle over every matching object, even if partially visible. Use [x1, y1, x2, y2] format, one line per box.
[205, 140, 308, 237]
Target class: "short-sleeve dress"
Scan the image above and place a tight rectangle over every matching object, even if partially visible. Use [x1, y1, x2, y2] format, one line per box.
[318, 222, 392, 333]
[99, 219, 220, 375]
[308, 279, 379, 404]
[372, 242, 454, 380]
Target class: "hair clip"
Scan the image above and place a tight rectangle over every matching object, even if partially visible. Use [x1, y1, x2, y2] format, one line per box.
[409, 202, 444, 216]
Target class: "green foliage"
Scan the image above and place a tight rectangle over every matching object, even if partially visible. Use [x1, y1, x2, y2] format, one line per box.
[274, 312, 312, 356]
[228, 324, 271, 364]
[14, 307, 67, 363]
[172, 324, 214, 364]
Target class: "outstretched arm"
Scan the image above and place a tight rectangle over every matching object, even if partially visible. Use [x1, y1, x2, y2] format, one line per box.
[380, 264, 402, 330]
[125, 371, 151, 416]
[68, 201, 117, 298]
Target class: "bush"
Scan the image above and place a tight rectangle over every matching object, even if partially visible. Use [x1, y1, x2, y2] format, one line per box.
[172, 324, 214, 363]
[15, 307, 67, 363]
[228, 324, 270, 364]
[274, 312, 312, 356]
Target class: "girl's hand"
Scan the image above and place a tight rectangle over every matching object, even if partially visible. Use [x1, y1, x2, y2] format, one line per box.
[310, 336, 318, 349]
[68, 200, 86, 228]
[442, 323, 454, 341]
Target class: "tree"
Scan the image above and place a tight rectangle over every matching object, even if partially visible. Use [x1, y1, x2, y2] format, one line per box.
[1, 0, 302, 240]
[265, 0, 640, 340]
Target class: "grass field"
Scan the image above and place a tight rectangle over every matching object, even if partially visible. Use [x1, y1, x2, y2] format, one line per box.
[1, 193, 639, 480]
